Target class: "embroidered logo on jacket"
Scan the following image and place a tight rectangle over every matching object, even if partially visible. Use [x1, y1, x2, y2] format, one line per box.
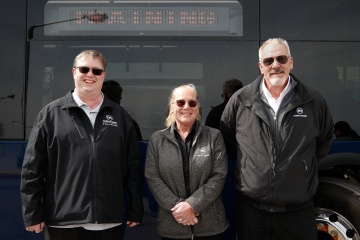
[103, 115, 118, 127]
[196, 147, 209, 157]
[293, 107, 307, 118]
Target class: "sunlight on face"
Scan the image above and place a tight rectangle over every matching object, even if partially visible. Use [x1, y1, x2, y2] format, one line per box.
[258, 43, 293, 87]
[73, 56, 106, 97]
[172, 87, 199, 128]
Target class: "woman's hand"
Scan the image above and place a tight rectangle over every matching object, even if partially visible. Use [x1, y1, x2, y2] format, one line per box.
[171, 201, 199, 226]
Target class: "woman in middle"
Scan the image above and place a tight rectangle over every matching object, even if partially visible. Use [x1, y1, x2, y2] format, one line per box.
[145, 84, 229, 240]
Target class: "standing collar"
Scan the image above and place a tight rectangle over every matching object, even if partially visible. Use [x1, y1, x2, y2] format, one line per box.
[261, 76, 293, 113]
[72, 89, 104, 111]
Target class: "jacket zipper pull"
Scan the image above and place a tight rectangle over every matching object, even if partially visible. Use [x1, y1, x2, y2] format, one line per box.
[303, 160, 308, 171]
[272, 162, 276, 176]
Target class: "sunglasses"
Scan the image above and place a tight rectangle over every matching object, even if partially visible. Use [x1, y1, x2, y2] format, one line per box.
[75, 67, 104, 76]
[173, 99, 198, 108]
[261, 55, 289, 66]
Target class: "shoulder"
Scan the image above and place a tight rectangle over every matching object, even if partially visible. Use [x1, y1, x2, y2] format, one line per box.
[199, 124, 222, 137]
[210, 102, 227, 113]
[228, 75, 261, 105]
[292, 74, 324, 99]
[149, 127, 171, 141]
[291, 74, 329, 108]
[37, 94, 68, 118]
[102, 99, 135, 123]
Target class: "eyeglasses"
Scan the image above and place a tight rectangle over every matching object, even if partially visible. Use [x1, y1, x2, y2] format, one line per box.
[261, 55, 289, 66]
[173, 99, 198, 108]
[74, 67, 104, 76]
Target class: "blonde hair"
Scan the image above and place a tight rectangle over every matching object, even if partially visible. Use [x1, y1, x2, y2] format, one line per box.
[73, 50, 107, 70]
[259, 38, 291, 61]
[165, 84, 201, 127]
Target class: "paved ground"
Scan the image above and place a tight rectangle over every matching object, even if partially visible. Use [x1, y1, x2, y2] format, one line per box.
[0, 141, 160, 240]
[0, 174, 160, 240]
[124, 198, 161, 240]
[0, 141, 236, 240]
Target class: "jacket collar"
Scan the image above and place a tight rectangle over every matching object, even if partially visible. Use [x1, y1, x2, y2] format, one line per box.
[239, 73, 313, 107]
[164, 120, 202, 142]
[61, 90, 116, 111]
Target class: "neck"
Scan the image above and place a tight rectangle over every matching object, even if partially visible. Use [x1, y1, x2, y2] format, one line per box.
[268, 87, 283, 99]
[176, 122, 194, 141]
[78, 92, 103, 110]
[264, 81, 286, 100]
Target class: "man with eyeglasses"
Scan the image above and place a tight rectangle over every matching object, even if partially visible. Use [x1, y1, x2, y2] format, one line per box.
[20, 50, 144, 240]
[220, 38, 333, 240]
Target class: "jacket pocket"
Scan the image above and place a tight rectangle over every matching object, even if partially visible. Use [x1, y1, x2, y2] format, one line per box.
[157, 208, 191, 237]
[192, 198, 228, 235]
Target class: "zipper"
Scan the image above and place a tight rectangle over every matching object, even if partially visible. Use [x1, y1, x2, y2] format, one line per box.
[272, 162, 276, 176]
[272, 113, 277, 177]
[91, 134, 97, 222]
[303, 160, 308, 171]
[68, 109, 84, 139]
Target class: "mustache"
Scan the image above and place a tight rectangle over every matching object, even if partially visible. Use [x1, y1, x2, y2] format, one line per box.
[270, 69, 285, 74]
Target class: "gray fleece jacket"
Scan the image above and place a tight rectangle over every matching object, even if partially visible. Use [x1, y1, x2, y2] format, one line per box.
[145, 121, 229, 238]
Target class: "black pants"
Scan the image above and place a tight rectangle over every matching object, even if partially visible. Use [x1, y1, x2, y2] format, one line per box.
[162, 232, 224, 240]
[47, 225, 122, 240]
[236, 194, 317, 240]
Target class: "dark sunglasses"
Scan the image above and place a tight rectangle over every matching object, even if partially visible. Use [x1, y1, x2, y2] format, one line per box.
[262, 55, 289, 66]
[75, 67, 104, 76]
[174, 99, 198, 108]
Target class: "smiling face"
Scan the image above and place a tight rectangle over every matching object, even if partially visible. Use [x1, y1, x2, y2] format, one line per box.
[258, 42, 293, 88]
[72, 56, 106, 99]
[171, 87, 199, 128]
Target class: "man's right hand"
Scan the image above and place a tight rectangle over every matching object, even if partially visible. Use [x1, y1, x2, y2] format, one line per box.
[26, 222, 45, 233]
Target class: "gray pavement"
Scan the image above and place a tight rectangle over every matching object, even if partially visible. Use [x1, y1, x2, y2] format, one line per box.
[124, 198, 161, 240]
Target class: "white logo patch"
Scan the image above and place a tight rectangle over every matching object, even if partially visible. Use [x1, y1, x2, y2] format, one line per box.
[103, 115, 118, 127]
[197, 147, 209, 157]
[293, 107, 307, 118]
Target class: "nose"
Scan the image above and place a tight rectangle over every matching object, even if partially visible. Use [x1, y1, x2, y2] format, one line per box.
[86, 70, 95, 76]
[183, 102, 191, 108]
[271, 58, 282, 67]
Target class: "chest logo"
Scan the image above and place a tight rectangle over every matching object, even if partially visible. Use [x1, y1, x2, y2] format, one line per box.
[103, 115, 118, 127]
[197, 147, 209, 157]
[293, 107, 307, 118]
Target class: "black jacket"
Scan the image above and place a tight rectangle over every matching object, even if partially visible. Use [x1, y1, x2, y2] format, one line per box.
[220, 74, 334, 211]
[205, 101, 228, 130]
[21, 90, 144, 227]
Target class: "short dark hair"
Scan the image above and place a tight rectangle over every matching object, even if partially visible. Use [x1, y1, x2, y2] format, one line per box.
[334, 121, 352, 134]
[223, 79, 243, 99]
[102, 80, 123, 104]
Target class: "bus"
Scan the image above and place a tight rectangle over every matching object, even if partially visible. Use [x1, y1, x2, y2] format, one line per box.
[1, 0, 360, 239]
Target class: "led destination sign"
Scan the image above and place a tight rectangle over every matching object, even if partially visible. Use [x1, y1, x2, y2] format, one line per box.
[43, 6, 243, 36]
[57, 7, 229, 32]
[72, 9, 219, 27]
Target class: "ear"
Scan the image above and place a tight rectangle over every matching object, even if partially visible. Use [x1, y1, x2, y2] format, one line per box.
[258, 61, 264, 74]
[289, 57, 294, 70]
